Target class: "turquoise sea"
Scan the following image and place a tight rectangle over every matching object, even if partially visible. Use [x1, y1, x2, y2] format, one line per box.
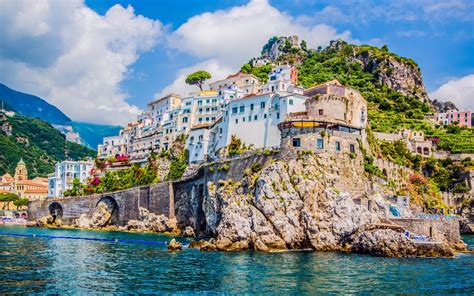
[0, 225, 473, 294]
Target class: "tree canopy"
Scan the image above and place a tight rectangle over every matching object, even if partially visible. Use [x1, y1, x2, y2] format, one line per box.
[185, 71, 212, 91]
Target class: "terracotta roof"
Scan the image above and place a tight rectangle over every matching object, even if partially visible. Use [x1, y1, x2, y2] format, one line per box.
[2, 173, 14, 182]
[24, 189, 48, 194]
[16, 180, 48, 187]
[0, 189, 10, 194]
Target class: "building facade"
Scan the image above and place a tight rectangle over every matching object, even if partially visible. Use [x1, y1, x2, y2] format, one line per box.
[47, 160, 94, 197]
[436, 110, 472, 127]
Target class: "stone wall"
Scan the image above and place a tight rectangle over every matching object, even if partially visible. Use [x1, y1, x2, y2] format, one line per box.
[373, 158, 411, 189]
[280, 128, 362, 157]
[390, 218, 461, 244]
[27, 182, 173, 226]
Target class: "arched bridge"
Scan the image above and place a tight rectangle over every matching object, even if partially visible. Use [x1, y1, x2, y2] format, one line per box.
[27, 182, 175, 226]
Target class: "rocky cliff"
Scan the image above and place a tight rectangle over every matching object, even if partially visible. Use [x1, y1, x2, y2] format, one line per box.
[323, 40, 429, 102]
[196, 152, 463, 256]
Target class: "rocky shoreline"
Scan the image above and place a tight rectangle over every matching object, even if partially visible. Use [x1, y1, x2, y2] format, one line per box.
[31, 153, 469, 258]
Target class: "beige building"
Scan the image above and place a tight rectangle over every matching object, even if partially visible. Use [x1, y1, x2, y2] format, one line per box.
[304, 80, 367, 129]
[209, 72, 261, 95]
[0, 159, 48, 207]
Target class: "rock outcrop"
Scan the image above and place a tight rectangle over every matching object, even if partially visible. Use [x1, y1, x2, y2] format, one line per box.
[196, 153, 461, 256]
[125, 207, 174, 232]
[74, 201, 114, 228]
[36, 215, 62, 227]
[168, 239, 182, 251]
[347, 228, 455, 257]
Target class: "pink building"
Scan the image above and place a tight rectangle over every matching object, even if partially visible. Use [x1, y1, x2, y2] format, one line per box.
[436, 110, 472, 127]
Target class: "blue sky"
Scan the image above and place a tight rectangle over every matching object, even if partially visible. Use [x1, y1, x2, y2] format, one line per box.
[0, 0, 472, 125]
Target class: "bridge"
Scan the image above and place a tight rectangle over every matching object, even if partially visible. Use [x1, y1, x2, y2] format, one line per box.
[28, 182, 175, 226]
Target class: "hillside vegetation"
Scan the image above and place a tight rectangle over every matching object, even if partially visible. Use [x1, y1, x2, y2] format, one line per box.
[0, 112, 96, 178]
[245, 38, 473, 154]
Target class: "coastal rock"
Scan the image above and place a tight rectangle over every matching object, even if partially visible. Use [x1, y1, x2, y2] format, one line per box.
[199, 241, 217, 251]
[199, 153, 458, 256]
[37, 215, 62, 227]
[74, 201, 114, 228]
[348, 229, 455, 257]
[168, 239, 182, 251]
[182, 226, 195, 237]
[123, 208, 174, 233]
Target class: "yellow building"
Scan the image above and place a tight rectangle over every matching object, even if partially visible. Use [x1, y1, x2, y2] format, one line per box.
[0, 159, 48, 209]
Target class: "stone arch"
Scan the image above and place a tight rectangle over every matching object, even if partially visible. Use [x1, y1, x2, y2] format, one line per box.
[96, 196, 120, 225]
[416, 147, 422, 154]
[49, 202, 63, 219]
[382, 168, 388, 177]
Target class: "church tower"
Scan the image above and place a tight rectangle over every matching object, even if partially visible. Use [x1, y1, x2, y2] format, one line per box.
[14, 158, 28, 181]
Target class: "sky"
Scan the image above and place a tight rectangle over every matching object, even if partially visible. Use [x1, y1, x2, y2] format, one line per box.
[0, 0, 472, 125]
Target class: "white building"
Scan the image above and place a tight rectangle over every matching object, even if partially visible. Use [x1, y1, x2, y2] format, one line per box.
[209, 72, 261, 96]
[186, 92, 308, 163]
[147, 94, 181, 126]
[47, 160, 94, 197]
[97, 135, 127, 159]
[261, 65, 300, 94]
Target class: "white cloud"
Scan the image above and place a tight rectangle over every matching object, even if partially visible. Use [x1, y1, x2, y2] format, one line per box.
[0, 0, 163, 125]
[161, 0, 352, 96]
[430, 74, 474, 110]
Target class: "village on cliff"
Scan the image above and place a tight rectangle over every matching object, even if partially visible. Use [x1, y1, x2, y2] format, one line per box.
[1, 37, 473, 256]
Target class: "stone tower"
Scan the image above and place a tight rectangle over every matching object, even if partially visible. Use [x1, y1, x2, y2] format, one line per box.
[14, 158, 28, 181]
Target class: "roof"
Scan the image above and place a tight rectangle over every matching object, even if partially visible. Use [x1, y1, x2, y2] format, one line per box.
[304, 80, 342, 92]
[16, 180, 48, 187]
[148, 94, 181, 105]
[24, 189, 48, 194]
[17, 158, 25, 165]
[2, 173, 14, 182]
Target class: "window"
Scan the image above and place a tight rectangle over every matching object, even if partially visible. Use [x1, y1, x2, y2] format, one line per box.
[317, 139, 324, 149]
[240, 105, 245, 113]
[186, 102, 191, 106]
[271, 86, 275, 92]
[248, 116, 251, 122]
[190, 136, 194, 143]
[199, 118, 203, 122]
[292, 138, 301, 147]
[206, 108, 210, 112]
[250, 103, 254, 111]
[235, 119, 238, 124]
[289, 99, 293, 105]
[219, 128, 223, 134]
[232, 107, 238, 114]
[198, 135, 203, 141]
[198, 100, 202, 106]
[199, 108, 203, 113]
[335, 141, 341, 152]
[254, 115, 258, 120]
[243, 117, 246, 122]
[206, 117, 210, 122]
[264, 114, 267, 119]
[182, 117, 188, 123]
[261, 101, 266, 109]
[350, 144, 355, 153]
[319, 109, 324, 115]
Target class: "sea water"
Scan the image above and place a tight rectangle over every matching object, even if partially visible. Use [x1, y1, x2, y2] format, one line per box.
[0, 225, 473, 294]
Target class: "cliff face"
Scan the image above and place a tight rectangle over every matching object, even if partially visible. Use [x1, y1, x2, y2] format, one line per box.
[198, 153, 462, 256]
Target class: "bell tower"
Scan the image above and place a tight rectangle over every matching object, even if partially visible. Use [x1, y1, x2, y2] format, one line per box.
[14, 158, 28, 181]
